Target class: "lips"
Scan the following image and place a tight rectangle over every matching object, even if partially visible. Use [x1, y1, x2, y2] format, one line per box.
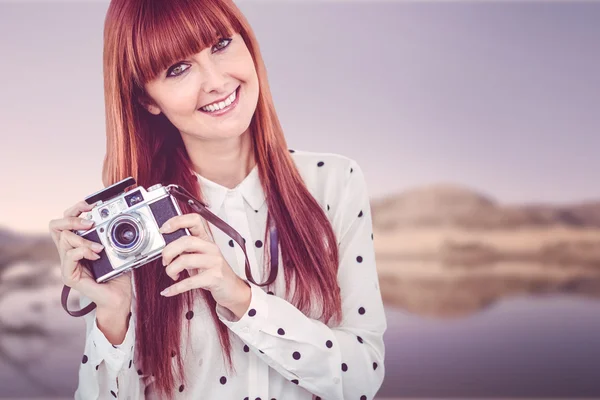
[199, 85, 240, 110]
[198, 85, 240, 117]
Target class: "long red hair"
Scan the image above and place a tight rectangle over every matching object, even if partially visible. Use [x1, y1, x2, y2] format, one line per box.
[101, 0, 342, 399]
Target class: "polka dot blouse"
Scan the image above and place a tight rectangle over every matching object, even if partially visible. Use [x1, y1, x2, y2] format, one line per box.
[74, 150, 387, 400]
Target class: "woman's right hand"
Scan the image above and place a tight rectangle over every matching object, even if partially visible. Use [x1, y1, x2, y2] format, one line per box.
[48, 199, 133, 313]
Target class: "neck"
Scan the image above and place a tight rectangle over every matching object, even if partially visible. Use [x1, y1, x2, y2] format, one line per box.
[182, 128, 255, 189]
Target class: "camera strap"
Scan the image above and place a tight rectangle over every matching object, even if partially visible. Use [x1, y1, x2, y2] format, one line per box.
[61, 184, 279, 317]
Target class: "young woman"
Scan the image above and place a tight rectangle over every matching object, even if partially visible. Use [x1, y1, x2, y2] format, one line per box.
[48, 0, 387, 399]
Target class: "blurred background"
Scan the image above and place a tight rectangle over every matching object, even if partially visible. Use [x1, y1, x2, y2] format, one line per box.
[1, 0, 599, 399]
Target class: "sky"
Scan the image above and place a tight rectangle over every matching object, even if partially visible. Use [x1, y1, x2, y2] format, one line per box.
[0, 1, 599, 233]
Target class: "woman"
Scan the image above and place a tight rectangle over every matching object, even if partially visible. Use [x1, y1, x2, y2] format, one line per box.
[48, 0, 386, 399]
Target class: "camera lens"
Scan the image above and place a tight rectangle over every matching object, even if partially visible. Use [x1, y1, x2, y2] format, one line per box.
[113, 222, 138, 246]
[111, 220, 139, 249]
[106, 213, 148, 256]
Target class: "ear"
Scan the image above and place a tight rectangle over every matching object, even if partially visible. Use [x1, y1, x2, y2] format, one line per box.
[137, 94, 161, 115]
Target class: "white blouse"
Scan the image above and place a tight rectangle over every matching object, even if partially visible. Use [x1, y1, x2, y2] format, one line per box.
[74, 149, 387, 400]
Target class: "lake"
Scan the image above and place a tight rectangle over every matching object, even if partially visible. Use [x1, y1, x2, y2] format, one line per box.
[378, 294, 600, 398]
[1, 286, 599, 399]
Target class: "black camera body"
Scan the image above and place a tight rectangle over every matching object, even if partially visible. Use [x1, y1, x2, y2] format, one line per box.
[74, 177, 190, 282]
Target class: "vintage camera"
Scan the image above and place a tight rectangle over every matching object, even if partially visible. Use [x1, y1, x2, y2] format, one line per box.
[74, 177, 190, 283]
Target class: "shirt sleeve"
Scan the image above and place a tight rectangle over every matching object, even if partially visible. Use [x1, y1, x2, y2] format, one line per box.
[215, 159, 387, 400]
[74, 293, 146, 400]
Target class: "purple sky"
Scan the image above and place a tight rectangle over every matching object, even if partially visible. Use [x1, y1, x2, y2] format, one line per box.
[1, 1, 599, 233]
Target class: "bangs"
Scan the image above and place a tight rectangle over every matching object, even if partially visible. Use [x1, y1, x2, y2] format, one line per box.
[128, 0, 240, 86]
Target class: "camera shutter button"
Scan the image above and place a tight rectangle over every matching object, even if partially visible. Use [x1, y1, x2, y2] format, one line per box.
[148, 184, 163, 192]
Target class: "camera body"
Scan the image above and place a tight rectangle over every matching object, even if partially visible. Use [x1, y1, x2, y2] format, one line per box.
[74, 177, 190, 283]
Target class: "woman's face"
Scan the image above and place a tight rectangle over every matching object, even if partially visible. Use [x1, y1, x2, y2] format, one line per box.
[141, 32, 259, 141]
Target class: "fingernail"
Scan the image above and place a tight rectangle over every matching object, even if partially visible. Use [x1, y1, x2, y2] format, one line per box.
[160, 223, 171, 233]
[91, 253, 101, 259]
[160, 288, 170, 296]
[91, 243, 104, 252]
[82, 219, 94, 226]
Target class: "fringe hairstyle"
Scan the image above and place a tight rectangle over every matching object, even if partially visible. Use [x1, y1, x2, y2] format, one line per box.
[101, 1, 342, 398]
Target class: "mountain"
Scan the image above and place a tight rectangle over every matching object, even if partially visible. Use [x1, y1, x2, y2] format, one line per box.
[372, 183, 600, 230]
[0, 227, 59, 270]
[2, 184, 600, 318]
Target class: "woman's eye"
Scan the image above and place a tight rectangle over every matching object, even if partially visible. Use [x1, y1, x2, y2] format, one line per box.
[167, 63, 190, 78]
[166, 38, 232, 78]
[213, 37, 232, 52]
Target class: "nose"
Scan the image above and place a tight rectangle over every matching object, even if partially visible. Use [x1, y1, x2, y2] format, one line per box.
[196, 56, 228, 95]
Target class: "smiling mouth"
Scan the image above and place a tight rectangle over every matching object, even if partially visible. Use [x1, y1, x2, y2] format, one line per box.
[198, 85, 240, 112]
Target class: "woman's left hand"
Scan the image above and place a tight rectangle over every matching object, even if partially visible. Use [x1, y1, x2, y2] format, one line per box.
[158, 213, 251, 314]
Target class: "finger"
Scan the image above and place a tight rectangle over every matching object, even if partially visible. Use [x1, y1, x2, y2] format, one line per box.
[63, 246, 101, 286]
[50, 217, 96, 247]
[50, 216, 95, 236]
[59, 230, 105, 256]
[50, 200, 99, 245]
[162, 235, 217, 266]
[164, 253, 213, 281]
[160, 274, 207, 297]
[159, 213, 212, 241]
[63, 199, 99, 218]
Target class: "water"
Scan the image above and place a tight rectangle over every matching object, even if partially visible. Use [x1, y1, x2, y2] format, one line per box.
[378, 294, 600, 398]
[1, 285, 599, 399]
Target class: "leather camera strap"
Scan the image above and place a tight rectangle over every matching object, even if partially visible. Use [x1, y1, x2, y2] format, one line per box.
[61, 184, 279, 317]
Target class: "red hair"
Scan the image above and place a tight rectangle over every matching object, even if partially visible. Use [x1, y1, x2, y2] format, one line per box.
[102, 0, 342, 398]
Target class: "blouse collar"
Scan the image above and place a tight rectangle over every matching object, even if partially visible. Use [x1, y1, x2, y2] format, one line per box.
[192, 164, 266, 212]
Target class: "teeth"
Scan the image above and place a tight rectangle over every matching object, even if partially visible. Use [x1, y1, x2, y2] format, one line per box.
[201, 89, 237, 112]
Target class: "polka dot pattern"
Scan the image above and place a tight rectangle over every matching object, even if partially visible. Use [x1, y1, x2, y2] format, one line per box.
[78, 157, 386, 400]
